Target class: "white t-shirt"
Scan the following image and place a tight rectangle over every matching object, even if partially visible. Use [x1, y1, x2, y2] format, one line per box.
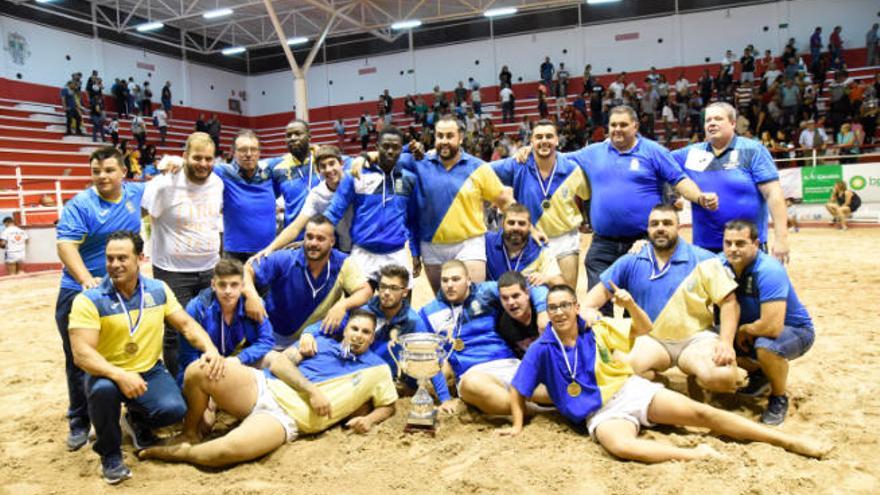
[609, 81, 624, 100]
[500, 87, 514, 103]
[301, 181, 353, 252]
[0, 225, 28, 256]
[152, 109, 168, 128]
[143, 170, 224, 272]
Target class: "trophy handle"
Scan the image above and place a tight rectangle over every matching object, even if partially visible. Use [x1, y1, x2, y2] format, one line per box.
[387, 329, 402, 379]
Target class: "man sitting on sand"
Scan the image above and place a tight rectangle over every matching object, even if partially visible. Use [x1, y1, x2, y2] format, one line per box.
[139, 309, 397, 467]
[499, 284, 829, 463]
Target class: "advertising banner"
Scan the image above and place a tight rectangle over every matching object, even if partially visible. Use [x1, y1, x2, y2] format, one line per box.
[800, 165, 842, 204]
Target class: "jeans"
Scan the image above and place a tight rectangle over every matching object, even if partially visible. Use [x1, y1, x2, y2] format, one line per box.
[152, 266, 214, 378]
[55, 287, 89, 432]
[86, 361, 186, 457]
[585, 233, 643, 316]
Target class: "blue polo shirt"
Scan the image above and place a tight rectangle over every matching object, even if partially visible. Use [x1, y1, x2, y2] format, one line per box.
[324, 162, 420, 256]
[275, 333, 389, 384]
[672, 136, 779, 250]
[56, 183, 145, 291]
[722, 251, 813, 329]
[511, 317, 634, 425]
[265, 152, 321, 227]
[484, 231, 542, 281]
[418, 282, 547, 377]
[178, 287, 275, 385]
[213, 160, 276, 253]
[567, 138, 685, 238]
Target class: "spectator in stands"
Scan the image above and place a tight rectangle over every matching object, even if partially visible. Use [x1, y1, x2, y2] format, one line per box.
[152, 107, 168, 145]
[111, 78, 127, 118]
[499, 65, 513, 88]
[131, 109, 147, 150]
[540, 56, 554, 91]
[827, 70, 852, 135]
[358, 115, 370, 150]
[719, 49, 735, 92]
[861, 78, 878, 143]
[0, 216, 28, 276]
[582, 64, 595, 94]
[469, 77, 482, 115]
[825, 180, 861, 230]
[161, 81, 172, 117]
[208, 114, 222, 153]
[867, 23, 879, 66]
[109, 116, 119, 146]
[61, 80, 84, 136]
[141, 81, 153, 115]
[557, 63, 570, 97]
[414, 96, 428, 124]
[404, 94, 415, 117]
[537, 86, 549, 118]
[127, 78, 139, 116]
[640, 82, 658, 139]
[380, 89, 393, 115]
[829, 26, 843, 62]
[140, 145, 156, 176]
[608, 74, 625, 105]
[500, 84, 515, 123]
[334, 118, 345, 144]
[780, 78, 801, 130]
[86, 71, 101, 109]
[698, 68, 714, 103]
[589, 87, 604, 127]
[798, 119, 828, 157]
[91, 104, 106, 143]
[810, 27, 823, 69]
[740, 47, 756, 83]
[454, 81, 468, 113]
[836, 122, 859, 163]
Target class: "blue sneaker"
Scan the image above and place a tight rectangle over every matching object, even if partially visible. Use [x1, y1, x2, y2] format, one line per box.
[66, 421, 90, 451]
[761, 394, 789, 426]
[101, 453, 132, 485]
[121, 413, 158, 450]
[737, 369, 770, 397]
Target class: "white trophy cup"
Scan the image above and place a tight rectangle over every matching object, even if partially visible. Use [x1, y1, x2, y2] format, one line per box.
[388, 331, 449, 434]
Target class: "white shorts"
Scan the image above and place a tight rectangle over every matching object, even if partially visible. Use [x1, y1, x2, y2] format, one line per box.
[250, 369, 299, 442]
[420, 235, 486, 266]
[4, 251, 24, 263]
[546, 230, 580, 259]
[349, 245, 413, 288]
[459, 358, 521, 387]
[652, 330, 718, 367]
[586, 375, 664, 439]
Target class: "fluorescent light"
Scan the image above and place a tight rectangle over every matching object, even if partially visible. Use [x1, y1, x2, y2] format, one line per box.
[586, 0, 622, 4]
[35, 0, 57, 4]
[391, 19, 422, 30]
[484, 7, 517, 18]
[222, 46, 246, 55]
[203, 8, 234, 19]
[287, 37, 308, 46]
[135, 21, 164, 32]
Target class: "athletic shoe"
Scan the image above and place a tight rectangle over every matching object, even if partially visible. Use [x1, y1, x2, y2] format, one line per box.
[121, 413, 158, 450]
[67, 423, 89, 451]
[761, 394, 789, 426]
[737, 369, 770, 397]
[101, 453, 132, 485]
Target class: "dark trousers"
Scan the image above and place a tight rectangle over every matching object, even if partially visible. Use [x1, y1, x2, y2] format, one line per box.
[65, 110, 82, 135]
[86, 362, 186, 457]
[502, 101, 514, 122]
[585, 233, 642, 316]
[55, 287, 88, 432]
[152, 266, 213, 378]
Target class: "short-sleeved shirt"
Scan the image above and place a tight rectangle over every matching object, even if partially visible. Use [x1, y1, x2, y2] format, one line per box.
[672, 136, 779, 250]
[68, 275, 182, 373]
[511, 318, 634, 424]
[266, 152, 321, 227]
[409, 152, 505, 244]
[0, 226, 27, 256]
[56, 183, 146, 291]
[142, 170, 223, 272]
[567, 138, 686, 238]
[212, 161, 276, 253]
[299, 180, 353, 252]
[600, 241, 737, 341]
[722, 251, 813, 329]
[492, 153, 590, 237]
[265, 334, 398, 434]
[252, 248, 367, 340]
[484, 231, 561, 282]
[496, 304, 540, 358]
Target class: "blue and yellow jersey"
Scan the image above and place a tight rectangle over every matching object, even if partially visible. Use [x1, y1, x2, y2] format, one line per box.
[408, 152, 505, 244]
[252, 248, 367, 339]
[212, 160, 277, 253]
[265, 152, 321, 227]
[484, 231, 561, 282]
[492, 153, 590, 237]
[600, 241, 737, 341]
[672, 136, 778, 250]
[68, 275, 182, 373]
[511, 317, 634, 425]
[56, 183, 145, 291]
[265, 334, 398, 434]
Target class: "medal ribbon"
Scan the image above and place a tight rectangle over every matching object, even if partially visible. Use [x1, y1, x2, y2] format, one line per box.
[501, 243, 525, 272]
[304, 258, 332, 299]
[648, 245, 673, 280]
[115, 277, 145, 340]
[550, 327, 579, 383]
[533, 158, 558, 203]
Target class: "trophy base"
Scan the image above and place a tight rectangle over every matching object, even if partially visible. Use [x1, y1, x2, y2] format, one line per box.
[404, 422, 437, 437]
[404, 411, 437, 436]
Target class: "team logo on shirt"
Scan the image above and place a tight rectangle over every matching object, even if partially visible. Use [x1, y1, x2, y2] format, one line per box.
[629, 158, 639, 171]
[351, 371, 362, 386]
[598, 344, 612, 364]
[723, 150, 740, 169]
[394, 178, 405, 194]
[143, 293, 156, 308]
[125, 201, 135, 213]
[470, 300, 483, 315]
[560, 186, 570, 199]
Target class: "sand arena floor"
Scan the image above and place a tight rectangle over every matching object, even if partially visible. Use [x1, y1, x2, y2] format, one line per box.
[1, 227, 878, 495]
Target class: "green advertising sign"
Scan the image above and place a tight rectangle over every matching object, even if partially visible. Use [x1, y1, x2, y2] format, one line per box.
[801, 165, 842, 204]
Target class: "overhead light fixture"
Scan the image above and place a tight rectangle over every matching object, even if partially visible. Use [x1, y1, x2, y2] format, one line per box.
[35, 0, 58, 4]
[203, 8, 234, 19]
[484, 7, 517, 18]
[287, 37, 308, 46]
[586, 0, 622, 4]
[222, 46, 246, 55]
[391, 19, 422, 30]
[135, 21, 164, 32]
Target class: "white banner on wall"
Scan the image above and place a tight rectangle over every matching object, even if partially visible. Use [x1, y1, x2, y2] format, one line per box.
[842, 163, 880, 203]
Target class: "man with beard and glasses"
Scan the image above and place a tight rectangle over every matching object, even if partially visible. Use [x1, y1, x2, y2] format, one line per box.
[266, 119, 321, 230]
[496, 270, 550, 358]
[485, 203, 564, 287]
[582, 204, 742, 396]
[243, 215, 372, 350]
[142, 132, 224, 377]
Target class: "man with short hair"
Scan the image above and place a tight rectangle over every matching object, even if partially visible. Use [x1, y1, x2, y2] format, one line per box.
[143, 132, 224, 377]
[540, 57, 555, 93]
[496, 270, 550, 358]
[810, 27, 823, 67]
[138, 310, 397, 468]
[672, 102, 790, 262]
[266, 119, 321, 228]
[583, 204, 741, 394]
[178, 258, 275, 385]
[68, 231, 223, 483]
[0, 216, 27, 275]
[484, 203, 563, 287]
[501, 285, 829, 463]
[722, 220, 814, 425]
[56, 146, 146, 451]
[244, 215, 372, 350]
[151, 107, 168, 145]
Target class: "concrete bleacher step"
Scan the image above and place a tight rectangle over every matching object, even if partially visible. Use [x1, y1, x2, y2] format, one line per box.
[15, 103, 59, 113]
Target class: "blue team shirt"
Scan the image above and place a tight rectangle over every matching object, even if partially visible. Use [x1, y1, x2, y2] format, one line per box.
[672, 136, 779, 250]
[484, 231, 543, 281]
[567, 138, 685, 237]
[722, 251, 813, 329]
[491, 153, 583, 230]
[265, 152, 321, 227]
[213, 161, 277, 253]
[273, 333, 388, 384]
[56, 183, 145, 291]
[178, 288, 275, 385]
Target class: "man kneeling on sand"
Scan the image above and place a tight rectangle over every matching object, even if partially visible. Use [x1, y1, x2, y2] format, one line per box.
[499, 284, 829, 463]
[139, 310, 397, 467]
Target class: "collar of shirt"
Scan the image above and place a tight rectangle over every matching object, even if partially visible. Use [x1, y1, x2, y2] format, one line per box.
[230, 160, 265, 183]
[101, 273, 143, 302]
[207, 290, 246, 327]
[605, 136, 642, 156]
[703, 134, 738, 158]
[537, 316, 590, 346]
[720, 250, 761, 281]
[366, 296, 413, 328]
[425, 150, 478, 169]
[636, 240, 691, 280]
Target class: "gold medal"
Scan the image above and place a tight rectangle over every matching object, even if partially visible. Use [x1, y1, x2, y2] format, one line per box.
[541, 199, 552, 210]
[124, 341, 139, 355]
[567, 381, 582, 397]
[453, 338, 465, 351]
